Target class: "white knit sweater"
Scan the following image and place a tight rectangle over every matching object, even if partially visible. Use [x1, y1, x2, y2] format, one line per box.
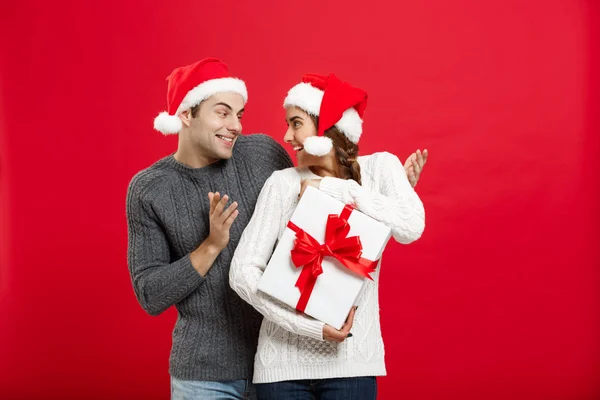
[229, 151, 425, 384]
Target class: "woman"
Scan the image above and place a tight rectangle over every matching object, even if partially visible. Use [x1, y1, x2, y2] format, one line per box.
[229, 73, 426, 399]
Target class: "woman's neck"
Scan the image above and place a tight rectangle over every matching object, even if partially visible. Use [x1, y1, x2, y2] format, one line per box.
[301, 153, 340, 178]
[308, 165, 337, 178]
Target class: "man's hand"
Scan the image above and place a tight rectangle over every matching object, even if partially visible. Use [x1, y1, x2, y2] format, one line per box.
[323, 307, 356, 342]
[189, 192, 239, 277]
[404, 149, 428, 188]
[206, 192, 239, 251]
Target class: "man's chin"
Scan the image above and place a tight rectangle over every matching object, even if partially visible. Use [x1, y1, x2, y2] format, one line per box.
[216, 148, 234, 160]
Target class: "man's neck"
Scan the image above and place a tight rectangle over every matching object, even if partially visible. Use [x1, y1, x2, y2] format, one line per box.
[174, 144, 218, 169]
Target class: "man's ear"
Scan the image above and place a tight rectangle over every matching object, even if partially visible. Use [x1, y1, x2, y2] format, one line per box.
[179, 109, 192, 128]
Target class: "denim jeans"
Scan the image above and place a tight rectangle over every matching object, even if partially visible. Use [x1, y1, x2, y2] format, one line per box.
[255, 377, 377, 400]
[171, 377, 257, 400]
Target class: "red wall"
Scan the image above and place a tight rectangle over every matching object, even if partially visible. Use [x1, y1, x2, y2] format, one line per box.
[1, 1, 598, 399]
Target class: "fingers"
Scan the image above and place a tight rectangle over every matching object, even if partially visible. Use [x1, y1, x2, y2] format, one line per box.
[340, 307, 356, 334]
[346, 306, 356, 328]
[213, 194, 228, 217]
[209, 193, 239, 228]
[209, 192, 236, 216]
[411, 154, 421, 175]
[221, 201, 239, 225]
[416, 149, 428, 169]
[224, 209, 239, 228]
[404, 153, 415, 170]
[209, 192, 220, 215]
[416, 149, 423, 168]
[417, 148, 428, 168]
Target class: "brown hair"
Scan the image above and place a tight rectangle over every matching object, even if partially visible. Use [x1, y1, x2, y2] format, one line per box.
[190, 103, 201, 118]
[310, 115, 362, 185]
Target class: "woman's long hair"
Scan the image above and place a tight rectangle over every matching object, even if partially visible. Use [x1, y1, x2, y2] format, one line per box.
[309, 115, 362, 185]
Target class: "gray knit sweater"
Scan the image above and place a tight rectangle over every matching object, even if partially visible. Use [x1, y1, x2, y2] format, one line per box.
[126, 134, 293, 381]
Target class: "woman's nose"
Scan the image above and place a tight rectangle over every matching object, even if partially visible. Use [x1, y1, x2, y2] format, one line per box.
[283, 126, 294, 143]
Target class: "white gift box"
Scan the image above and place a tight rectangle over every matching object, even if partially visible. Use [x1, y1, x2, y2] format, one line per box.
[257, 186, 392, 330]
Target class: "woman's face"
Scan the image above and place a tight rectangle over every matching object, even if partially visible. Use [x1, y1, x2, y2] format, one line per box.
[284, 106, 318, 166]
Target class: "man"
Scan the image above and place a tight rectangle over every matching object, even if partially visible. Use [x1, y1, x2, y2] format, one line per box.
[126, 58, 427, 399]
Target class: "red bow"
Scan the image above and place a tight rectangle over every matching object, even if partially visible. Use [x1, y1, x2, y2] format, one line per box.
[287, 205, 378, 313]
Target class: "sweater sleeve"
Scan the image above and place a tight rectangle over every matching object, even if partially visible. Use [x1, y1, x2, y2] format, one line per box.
[252, 134, 294, 172]
[229, 173, 326, 341]
[318, 152, 425, 244]
[126, 174, 205, 316]
[264, 135, 294, 171]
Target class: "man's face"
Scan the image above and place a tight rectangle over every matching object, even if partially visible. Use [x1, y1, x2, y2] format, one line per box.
[185, 92, 245, 161]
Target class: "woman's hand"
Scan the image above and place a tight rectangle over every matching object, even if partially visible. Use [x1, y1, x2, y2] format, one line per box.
[299, 179, 321, 199]
[404, 149, 428, 188]
[323, 306, 356, 342]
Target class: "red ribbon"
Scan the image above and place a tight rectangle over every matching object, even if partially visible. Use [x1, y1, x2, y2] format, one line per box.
[287, 205, 379, 313]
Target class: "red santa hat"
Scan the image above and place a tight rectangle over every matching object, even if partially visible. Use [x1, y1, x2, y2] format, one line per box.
[154, 58, 248, 135]
[283, 73, 368, 156]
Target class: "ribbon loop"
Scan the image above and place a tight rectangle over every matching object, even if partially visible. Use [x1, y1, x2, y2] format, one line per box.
[287, 205, 379, 312]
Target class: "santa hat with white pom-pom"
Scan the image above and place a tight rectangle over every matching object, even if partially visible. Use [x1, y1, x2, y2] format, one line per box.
[153, 58, 248, 135]
[283, 73, 368, 156]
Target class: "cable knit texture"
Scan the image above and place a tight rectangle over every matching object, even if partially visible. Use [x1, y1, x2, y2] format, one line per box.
[229, 151, 425, 383]
[126, 134, 293, 381]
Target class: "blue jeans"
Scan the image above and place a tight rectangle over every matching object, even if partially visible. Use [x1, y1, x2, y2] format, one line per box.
[255, 377, 377, 400]
[171, 377, 257, 400]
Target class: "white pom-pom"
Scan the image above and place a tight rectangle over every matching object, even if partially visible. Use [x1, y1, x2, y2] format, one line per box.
[335, 107, 363, 144]
[153, 112, 182, 135]
[303, 136, 333, 157]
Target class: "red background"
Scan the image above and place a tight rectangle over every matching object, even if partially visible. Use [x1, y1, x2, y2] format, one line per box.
[1, 1, 599, 399]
